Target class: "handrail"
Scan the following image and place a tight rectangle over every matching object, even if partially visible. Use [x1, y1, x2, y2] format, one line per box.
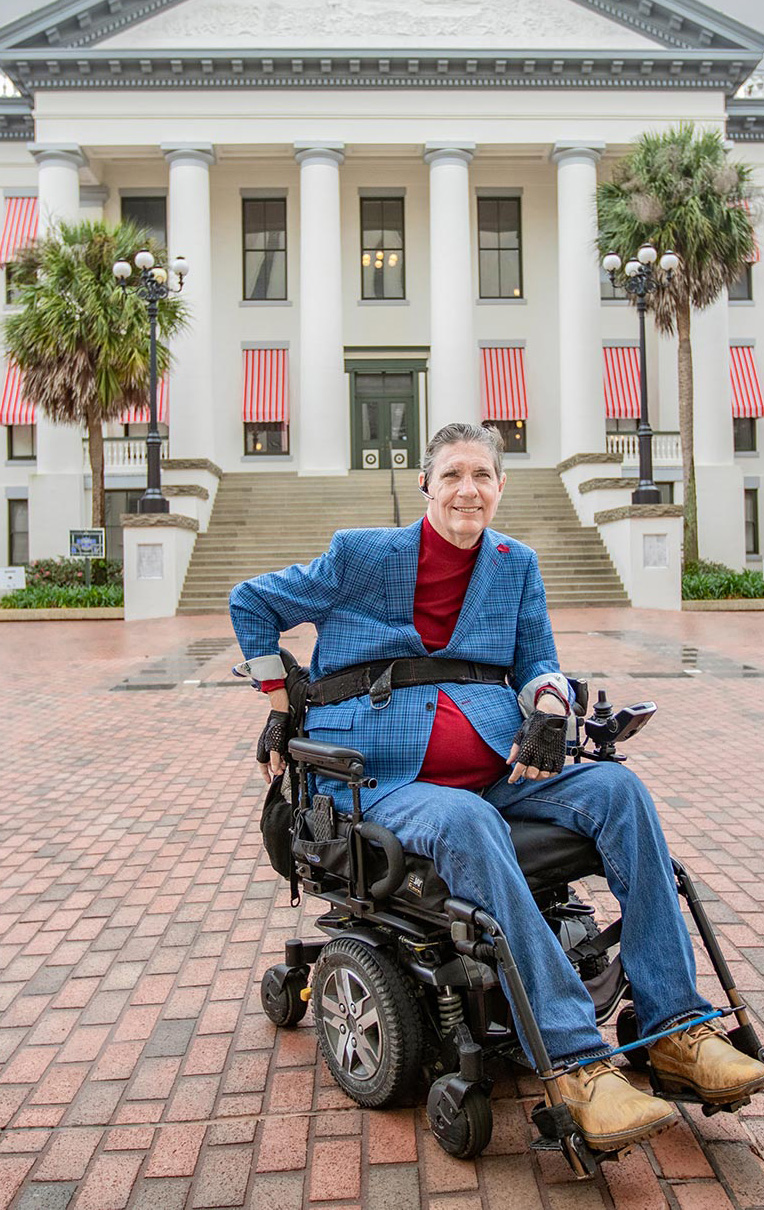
[388, 444, 402, 527]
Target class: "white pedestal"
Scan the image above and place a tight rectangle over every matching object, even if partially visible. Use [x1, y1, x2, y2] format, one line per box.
[558, 454, 623, 525]
[122, 514, 198, 621]
[594, 505, 684, 610]
[161, 458, 222, 533]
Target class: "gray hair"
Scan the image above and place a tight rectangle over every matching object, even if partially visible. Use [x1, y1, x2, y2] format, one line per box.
[421, 422, 504, 486]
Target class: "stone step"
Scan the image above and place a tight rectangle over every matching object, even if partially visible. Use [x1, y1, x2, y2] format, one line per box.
[179, 467, 628, 610]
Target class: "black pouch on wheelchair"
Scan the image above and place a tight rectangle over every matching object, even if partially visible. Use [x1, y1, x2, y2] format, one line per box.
[292, 808, 352, 881]
[257, 650, 311, 883]
[260, 769, 297, 880]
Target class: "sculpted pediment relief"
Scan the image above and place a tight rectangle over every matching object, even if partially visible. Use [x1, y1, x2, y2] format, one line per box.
[97, 0, 663, 51]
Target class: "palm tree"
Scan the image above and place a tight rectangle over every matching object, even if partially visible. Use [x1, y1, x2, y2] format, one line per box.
[2, 219, 188, 528]
[596, 125, 757, 565]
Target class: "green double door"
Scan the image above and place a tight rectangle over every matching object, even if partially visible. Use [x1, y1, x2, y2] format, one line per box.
[349, 366, 420, 471]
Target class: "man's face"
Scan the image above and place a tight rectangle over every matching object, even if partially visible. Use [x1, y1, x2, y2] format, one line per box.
[420, 440, 506, 549]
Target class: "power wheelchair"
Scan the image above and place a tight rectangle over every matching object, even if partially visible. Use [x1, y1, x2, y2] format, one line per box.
[257, 668, 763, 1177]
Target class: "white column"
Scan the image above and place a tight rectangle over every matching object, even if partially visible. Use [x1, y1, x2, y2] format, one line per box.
[691, 292, 745, 568]
[424, 144, 478, 434]
[294, 142, 347, 475]
[27, 144, 87, 558]
[552, 143, 606, 461]
[162, 144, 215, 461]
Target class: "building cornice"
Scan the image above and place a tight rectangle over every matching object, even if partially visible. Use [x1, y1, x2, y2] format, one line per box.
[1, 0, 762, 55]
[0, 0, 186, 52]
[0, 47, 758, 98]
[573, 0, 764, 53]
[0, 97, 33, 140]
[727, 98, 764, 142]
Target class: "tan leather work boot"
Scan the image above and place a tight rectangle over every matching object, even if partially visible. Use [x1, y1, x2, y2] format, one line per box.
[649, 1021, 764, 1104]
[555, 1059, 677, 1152]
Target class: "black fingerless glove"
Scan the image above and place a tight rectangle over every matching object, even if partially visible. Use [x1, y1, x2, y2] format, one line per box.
[512, 711, 567, 774]
[256, 710, 290, 765]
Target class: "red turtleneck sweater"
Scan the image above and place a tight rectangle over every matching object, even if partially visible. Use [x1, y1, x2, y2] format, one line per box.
[413, 516, 507, 788]
[263, 515, 509, 788]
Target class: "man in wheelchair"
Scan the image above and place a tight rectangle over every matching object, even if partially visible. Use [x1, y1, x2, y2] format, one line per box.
[230, 421, 764, 1163]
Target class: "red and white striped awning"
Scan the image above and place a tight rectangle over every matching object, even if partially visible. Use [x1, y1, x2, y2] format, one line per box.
[242, 348, 289, 423]
[603, 345, 641, 420]
[480, 346, 528, 421]
[730, 345, 764, 418]
[0, 362, 35, 425]
[120, 376, 169, 424]
[0, 196, 39, 265]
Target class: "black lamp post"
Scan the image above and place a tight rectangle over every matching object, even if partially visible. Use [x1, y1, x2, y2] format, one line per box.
[113, 250, 188, 514]
[602, 245, 679, 505]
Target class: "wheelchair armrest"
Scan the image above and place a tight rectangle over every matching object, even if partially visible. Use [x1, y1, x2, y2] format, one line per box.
[355, 821, 406, 900]
[288, 737, 366, 782]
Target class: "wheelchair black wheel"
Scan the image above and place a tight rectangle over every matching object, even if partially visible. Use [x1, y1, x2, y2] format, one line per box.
[261, 966, 309, 1027]
[311, 938, 423, 1108]
[427, 1078, 493, 1159]
[616, 1006, 649, 1072]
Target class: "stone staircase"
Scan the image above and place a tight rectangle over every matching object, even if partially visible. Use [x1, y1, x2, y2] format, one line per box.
[177, 468, 629, 613]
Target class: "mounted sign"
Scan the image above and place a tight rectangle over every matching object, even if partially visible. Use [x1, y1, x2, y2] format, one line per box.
[69, 529, 105, 558]
[0, 566, 26, 592]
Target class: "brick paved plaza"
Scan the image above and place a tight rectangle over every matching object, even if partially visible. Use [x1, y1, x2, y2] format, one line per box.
[1, 607, 764, 1210]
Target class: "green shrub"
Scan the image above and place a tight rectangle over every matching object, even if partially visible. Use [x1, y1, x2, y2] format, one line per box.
[0, 583, 124, 609]
[24, 557, 122, 588]
[682, 559, 764, 600]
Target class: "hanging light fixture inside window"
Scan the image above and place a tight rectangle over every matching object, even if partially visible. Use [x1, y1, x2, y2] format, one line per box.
[362, 252, 371, 267]
[388, 253, 398, 267]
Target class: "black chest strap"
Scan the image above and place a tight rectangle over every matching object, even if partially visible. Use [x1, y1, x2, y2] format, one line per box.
[306, 656, 510, 709]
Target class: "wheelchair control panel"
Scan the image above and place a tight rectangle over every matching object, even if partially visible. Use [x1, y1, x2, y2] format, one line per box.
[575, 688, 656, 763]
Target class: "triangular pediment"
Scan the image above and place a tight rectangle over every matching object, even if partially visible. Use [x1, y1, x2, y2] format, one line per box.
[94, 0, 665, 52]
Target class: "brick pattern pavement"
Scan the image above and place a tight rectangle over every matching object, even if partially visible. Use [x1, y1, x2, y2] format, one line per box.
[1, 609, 764, 1209]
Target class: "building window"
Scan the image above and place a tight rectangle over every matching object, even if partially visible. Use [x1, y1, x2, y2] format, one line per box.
[8, 498, 28, 565]
[243, 199, 287, 300]
[121, 196, 167, 246]
[360, 198, 405, 299]
[484, 419, 527, 453]
[104, 489, 143, 562]
[244, 421, 289, 456]
[656, 482, 675, 505]
[477, 197, 522, 299]
[734, 417, 757, 452]
[729, 265, 753, 302]
[745, 488, 759, 555]
[7, 424, 36, 459]
[600, 264, 627, 301]
[605, 418, 638, 433]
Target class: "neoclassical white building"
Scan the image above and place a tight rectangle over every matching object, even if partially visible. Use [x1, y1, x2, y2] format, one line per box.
[1, 0, 763, 579]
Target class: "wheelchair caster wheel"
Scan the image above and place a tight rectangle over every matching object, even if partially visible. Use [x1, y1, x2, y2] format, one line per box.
[616, 1006, 649, 1072]
[427, 1077, 493, 1159]
[261, 966, 309, 1027]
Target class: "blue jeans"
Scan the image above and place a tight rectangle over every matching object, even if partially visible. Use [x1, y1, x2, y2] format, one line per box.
[364, 762, 711, 1064]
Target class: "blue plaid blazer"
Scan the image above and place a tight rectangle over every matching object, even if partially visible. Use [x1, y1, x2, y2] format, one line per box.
[229, 519, 561, 809]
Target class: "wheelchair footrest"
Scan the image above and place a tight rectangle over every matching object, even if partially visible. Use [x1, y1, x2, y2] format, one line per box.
[531, 1102, 631, 1173]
